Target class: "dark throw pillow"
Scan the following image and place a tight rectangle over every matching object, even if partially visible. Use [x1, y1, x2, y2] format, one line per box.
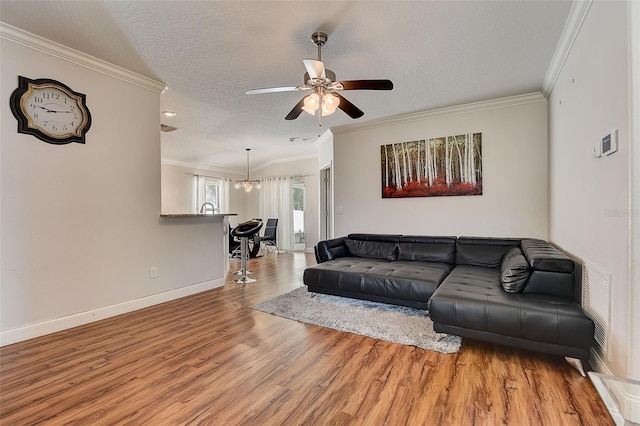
[500, 247, 530, 293]
[345, 239, 397, 261]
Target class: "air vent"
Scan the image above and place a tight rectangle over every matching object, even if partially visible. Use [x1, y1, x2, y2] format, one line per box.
[161, 124, 178, 132]
[582, 260, 611, 358]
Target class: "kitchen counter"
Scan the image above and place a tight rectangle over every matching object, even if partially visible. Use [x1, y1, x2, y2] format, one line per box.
[160, 213, 237, 218]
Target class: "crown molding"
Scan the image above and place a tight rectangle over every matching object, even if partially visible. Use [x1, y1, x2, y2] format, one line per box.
[542, 0, 593, 97]
[0, 22, 166, 93]
[331, 92, 546, 135]
[161, 159, 242, 176]
[162, 154, 319, 176]
[251, 154, 318, 173]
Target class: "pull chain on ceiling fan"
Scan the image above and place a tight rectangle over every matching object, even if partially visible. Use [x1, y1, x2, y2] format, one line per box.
[246, 32, 393, 126]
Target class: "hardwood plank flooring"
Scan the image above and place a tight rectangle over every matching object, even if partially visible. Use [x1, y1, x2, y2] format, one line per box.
[0, 252, 613, 425]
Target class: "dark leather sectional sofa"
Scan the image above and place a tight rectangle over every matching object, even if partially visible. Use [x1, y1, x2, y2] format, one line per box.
[303, 233, 595, 375]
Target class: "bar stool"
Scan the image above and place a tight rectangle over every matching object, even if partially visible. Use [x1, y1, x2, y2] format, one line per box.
[230, 219, 263, 284]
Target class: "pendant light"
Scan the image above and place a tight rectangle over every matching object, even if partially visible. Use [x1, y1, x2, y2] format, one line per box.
[234, 148, 261, 192]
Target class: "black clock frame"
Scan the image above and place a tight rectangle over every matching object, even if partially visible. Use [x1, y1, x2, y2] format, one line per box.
[9, 76, 92, 145]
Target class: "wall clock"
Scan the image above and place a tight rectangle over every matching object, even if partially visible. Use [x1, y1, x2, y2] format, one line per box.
[9, 76, 92, 145]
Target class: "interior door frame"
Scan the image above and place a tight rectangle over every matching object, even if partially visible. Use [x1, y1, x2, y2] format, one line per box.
[320, 165, 332, 240]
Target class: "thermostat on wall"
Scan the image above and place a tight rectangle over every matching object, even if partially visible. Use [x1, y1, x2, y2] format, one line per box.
[602, 129, 618, 156]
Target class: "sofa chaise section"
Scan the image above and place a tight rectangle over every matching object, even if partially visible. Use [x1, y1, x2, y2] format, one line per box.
[428, 266, 594, 361]
[428, 237, 594, 374]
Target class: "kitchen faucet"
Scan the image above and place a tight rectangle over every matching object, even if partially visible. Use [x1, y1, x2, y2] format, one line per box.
[200, 203, 215, 214]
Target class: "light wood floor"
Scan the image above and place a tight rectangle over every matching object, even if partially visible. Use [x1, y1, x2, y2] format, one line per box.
[1, 252, 612, 425]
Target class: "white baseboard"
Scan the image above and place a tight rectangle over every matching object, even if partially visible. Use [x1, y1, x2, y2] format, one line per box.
[589, 348, 640, 424]
[590, 347, 613, 375]
[0, 278, 225, 347]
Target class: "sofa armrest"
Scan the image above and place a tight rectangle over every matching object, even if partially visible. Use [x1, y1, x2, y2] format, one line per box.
[315, 237, 348, 263]
[520, 239, 577, 300]
[521, 239, 575, 273]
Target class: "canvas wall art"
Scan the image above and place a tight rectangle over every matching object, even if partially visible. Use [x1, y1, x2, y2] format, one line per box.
[381, 133, 482, 198]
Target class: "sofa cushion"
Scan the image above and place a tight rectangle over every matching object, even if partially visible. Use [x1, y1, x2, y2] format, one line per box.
[303, 258, 453, 307]
[500, 247, 530, 293]
[455, 237, 522, 268]
[397, 236, 456, 263]
[345, 239, 397, 261]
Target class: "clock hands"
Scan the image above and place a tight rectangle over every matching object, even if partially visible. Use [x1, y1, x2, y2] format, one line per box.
[33, 105, 74, 113]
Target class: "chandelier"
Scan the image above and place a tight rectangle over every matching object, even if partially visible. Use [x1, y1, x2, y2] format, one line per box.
[234, 148, 261, 193]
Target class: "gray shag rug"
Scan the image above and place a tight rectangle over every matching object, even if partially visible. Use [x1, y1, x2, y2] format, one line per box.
[252, 287, 461, 354]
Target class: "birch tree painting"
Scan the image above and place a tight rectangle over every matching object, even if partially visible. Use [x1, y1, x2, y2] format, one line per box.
[381, 133, 482, 198]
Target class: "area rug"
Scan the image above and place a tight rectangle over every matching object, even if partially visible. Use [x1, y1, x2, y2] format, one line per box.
[252, 287, 461, 354]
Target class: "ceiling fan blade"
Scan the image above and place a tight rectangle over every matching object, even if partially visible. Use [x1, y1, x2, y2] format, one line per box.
[303, 59, 326, 79]
[334, 94, 364, 119]
[246, 86, 302, 95]
[285, 97, 306, 120]
[339, 80, 394, 91]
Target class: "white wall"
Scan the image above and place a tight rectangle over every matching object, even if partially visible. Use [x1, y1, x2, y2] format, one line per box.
[317, 130, 335, 239]
[548, 1, 634, 378]
[331, 94, 548, 238]
[317, 129, 334, 170]
[1, 26, 228, 345]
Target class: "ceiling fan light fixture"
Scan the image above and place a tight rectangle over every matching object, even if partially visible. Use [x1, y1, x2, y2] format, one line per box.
[302, 93, 320, 115]
[321, 93, 340, 116]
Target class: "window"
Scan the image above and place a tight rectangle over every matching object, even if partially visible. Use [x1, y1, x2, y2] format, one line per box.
[194, 175, 228, 213]
[204, 179, 220, 212]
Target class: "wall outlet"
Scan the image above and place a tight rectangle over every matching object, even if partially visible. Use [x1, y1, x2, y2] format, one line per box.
[149, 267, 158, 279]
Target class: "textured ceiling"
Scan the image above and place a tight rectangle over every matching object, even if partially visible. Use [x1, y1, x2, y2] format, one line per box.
[0, 1, 572, 173]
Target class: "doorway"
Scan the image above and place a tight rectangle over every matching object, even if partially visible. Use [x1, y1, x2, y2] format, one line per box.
[320, 166, 332, 240]
[293, 181, 305, 251]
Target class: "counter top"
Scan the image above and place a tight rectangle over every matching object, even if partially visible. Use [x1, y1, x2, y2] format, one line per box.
[160, 213, 237, 218]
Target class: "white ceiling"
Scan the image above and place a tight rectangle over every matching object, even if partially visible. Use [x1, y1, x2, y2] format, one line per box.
[0, 1, 572, 173]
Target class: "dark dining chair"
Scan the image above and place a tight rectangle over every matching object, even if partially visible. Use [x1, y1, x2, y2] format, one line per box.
[255, 218, 279, 253]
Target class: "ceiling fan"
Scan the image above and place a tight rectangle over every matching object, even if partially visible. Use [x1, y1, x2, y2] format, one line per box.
[246, 32, 393, 124]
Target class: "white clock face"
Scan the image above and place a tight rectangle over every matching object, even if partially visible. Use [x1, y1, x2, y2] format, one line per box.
[21, 84, 85, 138]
